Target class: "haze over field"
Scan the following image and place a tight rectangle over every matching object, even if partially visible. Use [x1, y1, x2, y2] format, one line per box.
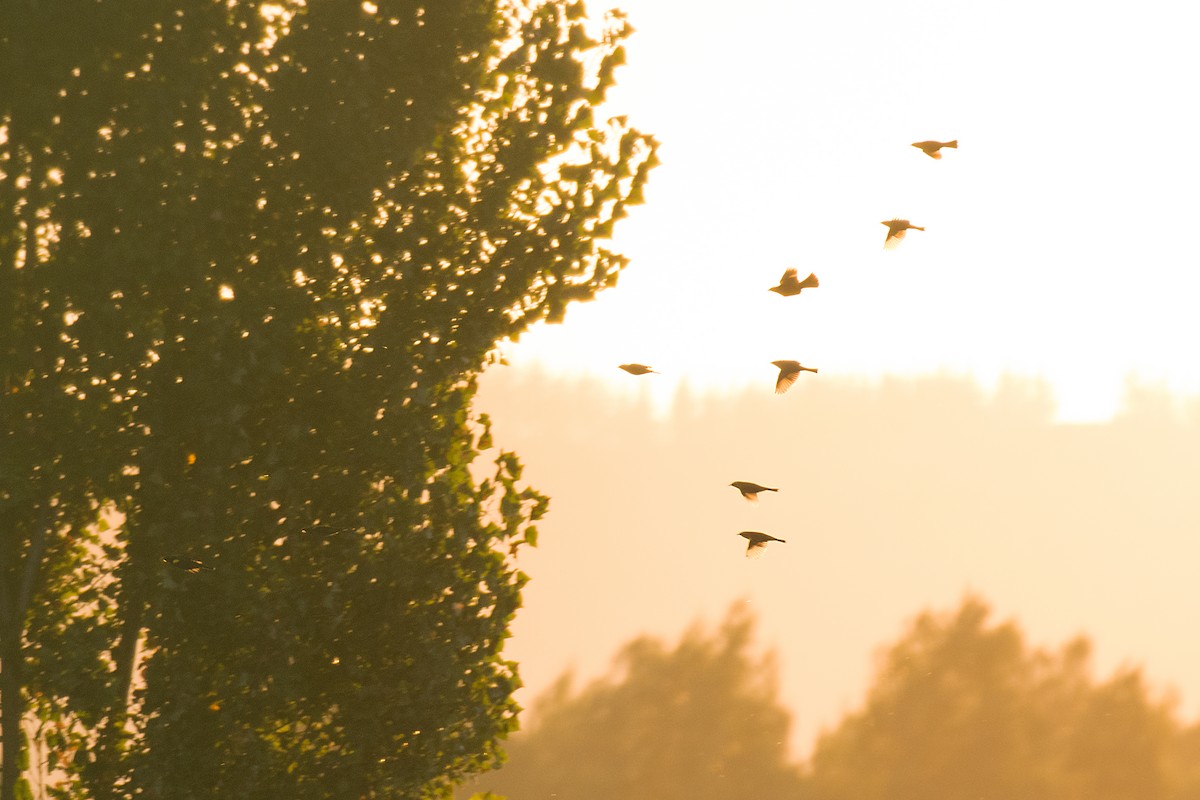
[477, 368, 1200, 756]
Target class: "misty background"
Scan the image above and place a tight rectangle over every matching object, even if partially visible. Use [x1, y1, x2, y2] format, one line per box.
[473, 367, 1200, 763]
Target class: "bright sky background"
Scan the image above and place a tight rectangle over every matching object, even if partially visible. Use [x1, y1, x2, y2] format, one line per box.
[472, 0, 1200, 767]
[499, 0, 1200, 423]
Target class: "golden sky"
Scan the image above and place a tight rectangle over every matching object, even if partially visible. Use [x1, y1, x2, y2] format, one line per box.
[503, 0, 1200, 423]
[476, 0, 1200, 758]
[479, 370, 1200, 757]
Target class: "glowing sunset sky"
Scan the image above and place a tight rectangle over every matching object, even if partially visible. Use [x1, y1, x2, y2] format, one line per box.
[499, 0, 1200, 423]
[472, 0, 1200, 763]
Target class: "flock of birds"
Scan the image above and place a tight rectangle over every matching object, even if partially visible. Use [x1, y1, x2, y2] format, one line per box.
[159, 139, 959, 571]
[619, 138, 959, 557]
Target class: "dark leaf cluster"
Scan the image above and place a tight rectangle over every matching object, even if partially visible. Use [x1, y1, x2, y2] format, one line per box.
[1, 1, 655, 798]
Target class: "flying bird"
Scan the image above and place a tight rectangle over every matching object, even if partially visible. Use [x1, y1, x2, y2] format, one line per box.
[911, 140, 958, 159]
[738, 530, 786, 557]
[301, 525, 344, 536]
[881, 219, 924, 249]
[771, 360, 817, 394]
[619, 363, 658, 375]
[768, 269, 819, 297]
[729, 481, 778, 502]
[162, 555, 214, 573]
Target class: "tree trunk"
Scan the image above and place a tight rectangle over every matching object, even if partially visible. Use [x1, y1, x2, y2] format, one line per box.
[0, 525, 46, 800]
[88, 583, 145, 800]
[0, 628, 26, 800]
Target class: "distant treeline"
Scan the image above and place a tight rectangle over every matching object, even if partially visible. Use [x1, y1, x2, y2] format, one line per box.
[466, 597, 1200, 800]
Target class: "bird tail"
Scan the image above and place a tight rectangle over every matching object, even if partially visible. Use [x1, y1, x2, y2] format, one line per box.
[912, 226, 925, 231]
[945, 140, 958, 148]
[799, 272, 819, 289]
[801, 367, 818, 374]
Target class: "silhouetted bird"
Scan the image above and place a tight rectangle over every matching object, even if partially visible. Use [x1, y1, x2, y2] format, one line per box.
[729, 481, 779, 501]
[738, 531, 786, 557]
[619, 363, 658, 375]
[911, 140, 957, 159]
[162, 555, 214, 573]
[771, 360, 817, 394]
[881, 219, 924, 249]
[769, 269, 819, 297]
[301, 525, 343, 536]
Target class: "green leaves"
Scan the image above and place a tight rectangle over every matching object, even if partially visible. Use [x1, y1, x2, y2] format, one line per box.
[3, 0, 654, 797]
[470, 606, 805, 800]
[806, 597, 1192, 800]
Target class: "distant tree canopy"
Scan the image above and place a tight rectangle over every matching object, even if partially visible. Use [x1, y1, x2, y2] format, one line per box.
[473, 598, 1200, 800]
[467, 605, 806, 800]
[806, 597, 1200, 800]
[0, 1, 656, 799]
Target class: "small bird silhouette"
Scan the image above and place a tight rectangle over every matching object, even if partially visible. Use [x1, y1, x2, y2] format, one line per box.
[729, 481, 778, 501]
[768, 269, 819, 297]
[911, 140, 958, 159]
[162, 555, 214, 573]
[771, 360, 817, 394]
[738, 531, 786, 557]
[301, 525, 344, 536]
[881, 219, 924, 249]
[619, 363, 658, 375]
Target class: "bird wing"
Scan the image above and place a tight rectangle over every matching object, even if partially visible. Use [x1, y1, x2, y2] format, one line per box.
[780, 268, 798, 283]
[746, 540, 768, 557]
[733, 481, 769, 499]
[775, 367, 800, 394]
[883, 228, 907, 249]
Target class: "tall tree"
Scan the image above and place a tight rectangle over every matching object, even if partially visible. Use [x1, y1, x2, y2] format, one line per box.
[468, 605, 806, 800]
[1, 2, 154, 797]
[0, 1, 656, 798]
[805, 597, 1184, 800]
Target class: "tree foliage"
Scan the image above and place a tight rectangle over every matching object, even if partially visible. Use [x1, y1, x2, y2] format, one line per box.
[472, 598, 1200, 800]
[805, 597, 1196, 800]
[1, 1, 656, 798]
[467, 605, 806, 800]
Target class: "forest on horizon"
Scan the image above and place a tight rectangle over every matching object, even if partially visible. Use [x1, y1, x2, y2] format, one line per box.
[473, 367, 1200, 777]
[464, 595, 1200, 799]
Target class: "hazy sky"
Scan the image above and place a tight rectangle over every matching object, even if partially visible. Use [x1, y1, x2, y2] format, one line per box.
[478, 370, 1200, 758]
[499, 0, 1200, 423]
[473, 0, 1200, 761]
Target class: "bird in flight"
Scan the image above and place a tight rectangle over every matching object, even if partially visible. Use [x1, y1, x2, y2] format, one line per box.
[162, 555, 214, 573]
[881, 219, 924, 249]
[302, 524, 344, 536]
[769, 269, 819, 297]
[771, 360, 817, 394]
[619, 363, 658, 375]
[738, 531, 786, 557]
[729, 481, 778, 501]
[911, 139, 957, 159]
